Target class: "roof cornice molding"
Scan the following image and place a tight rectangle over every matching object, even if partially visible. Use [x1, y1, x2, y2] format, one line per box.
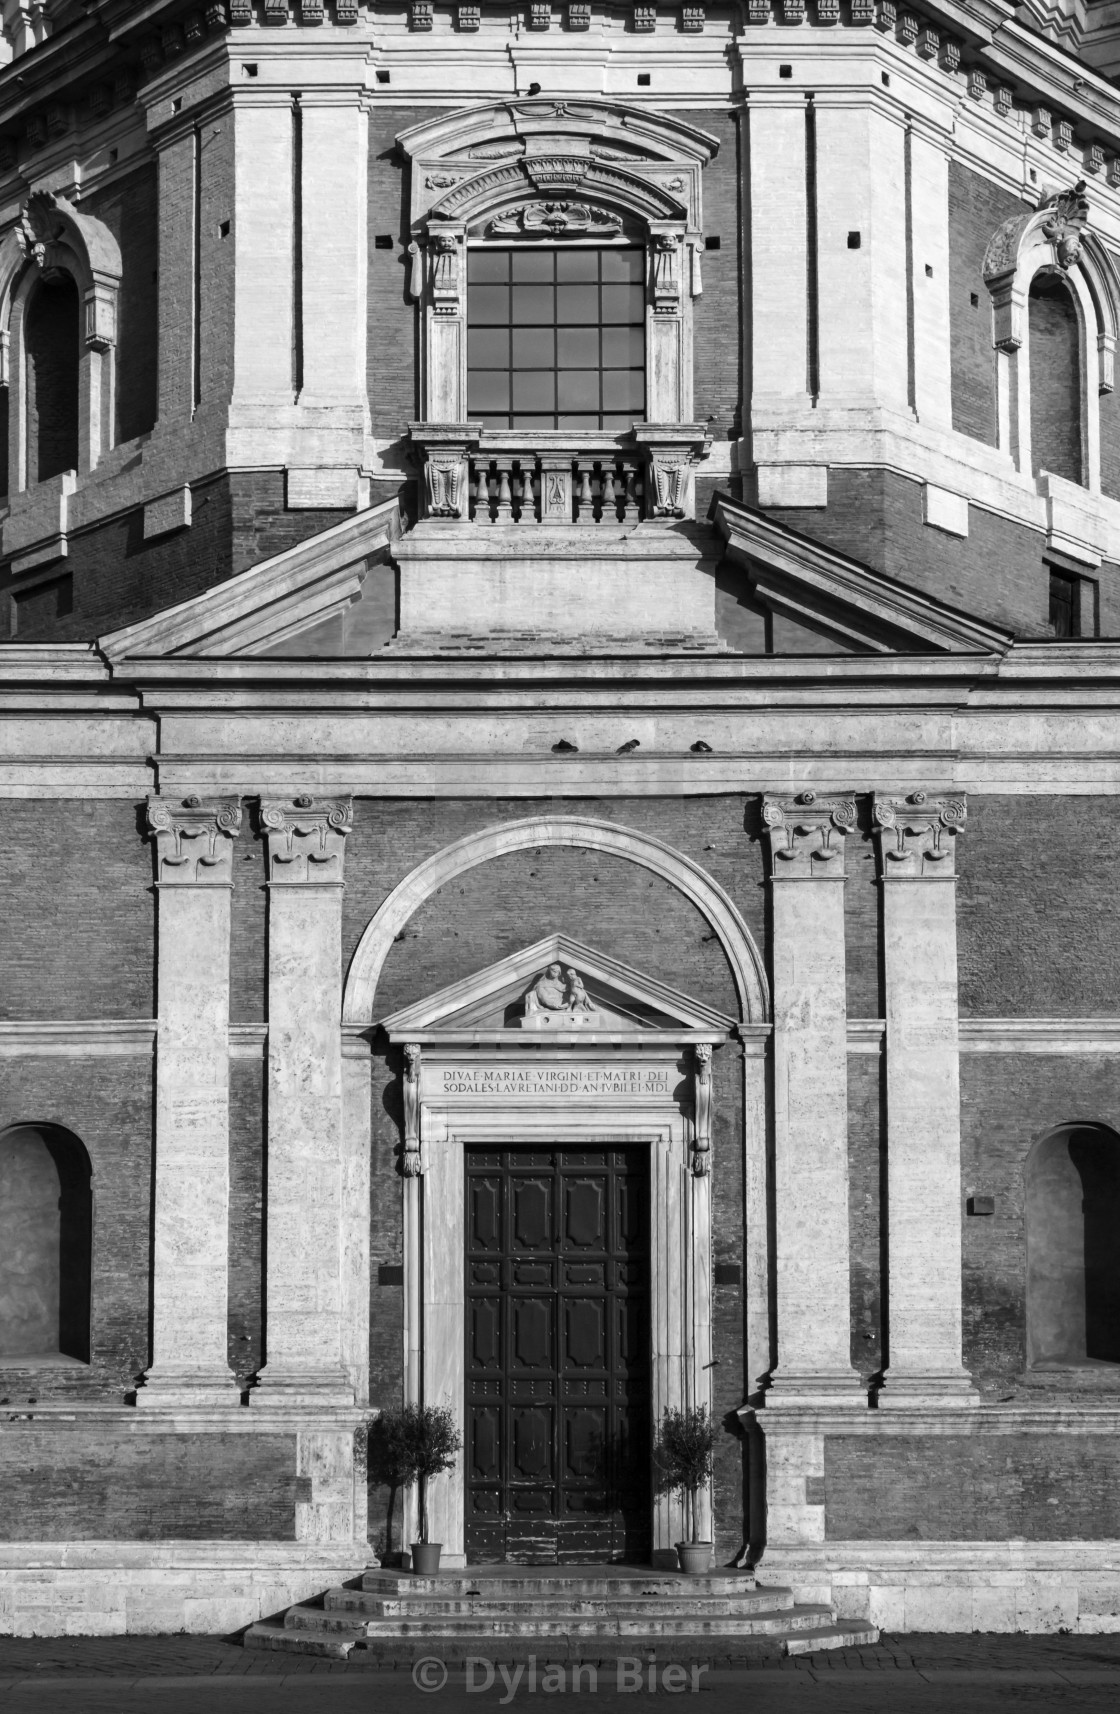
[712, 493, 1017, 657]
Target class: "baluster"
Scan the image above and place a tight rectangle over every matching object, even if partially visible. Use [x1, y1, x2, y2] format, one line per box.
[625, 462, 643, 523]
[480, 460, 496, 524]
[528, 460, 542, 524]
[467, 462, 480, 523]
[610, 463, 628, 523]
[575, 463, 594, 525]
[495, 461, 513, 524]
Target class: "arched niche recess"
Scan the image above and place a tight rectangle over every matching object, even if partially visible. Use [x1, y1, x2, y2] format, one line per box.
[983, 183, 1120, 491]
[397, 98, 717, 433]
[1026, 1122, 1120, 1369]
[0, 1122, 92, 1365]
[0, 189, 121, 492]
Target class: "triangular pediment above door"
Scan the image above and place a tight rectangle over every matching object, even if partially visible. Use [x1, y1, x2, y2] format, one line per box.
[379, 934, 735, 1042]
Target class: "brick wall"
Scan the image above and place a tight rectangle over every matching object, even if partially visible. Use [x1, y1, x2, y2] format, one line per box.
[0, 1428, 303, 1539]
[0, 1056, 152, 1401]
[368, 109, 420, 438]
[947, 162, 1023, 446]
[0, 800, 153, 1019]
[710, 1038, 747, 1563]
[84, 165, 159, 445]
[200, 114, 237, 410]
[0, 470, 350, 642]
[960, 1052, 1120, 1390]
[824, 1432, 1120, 1539]
[844, 825, 880, 1016]
[957, 796, 1120, 1016]
[763, 465, 1049, 635]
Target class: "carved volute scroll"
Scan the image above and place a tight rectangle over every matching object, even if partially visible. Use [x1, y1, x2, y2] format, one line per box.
[146, 795, 242, 886]
[692, 1041, 712, 1177]
[402, 1042, 422, 1177]
[871, 791, 966, 880]
[762, 791, 857, 880]
[258, 796, 353, 885]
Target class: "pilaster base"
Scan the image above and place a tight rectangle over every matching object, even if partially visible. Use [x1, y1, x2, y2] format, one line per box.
[765, 1369, 868, 1409]
[250, 1366, 356, 1409]
[876, 1370, 980, 1409]
[135, 1366, 241, 1409]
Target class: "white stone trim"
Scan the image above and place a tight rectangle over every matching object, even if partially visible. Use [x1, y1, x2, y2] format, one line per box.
[850, 1019, 1120, 1052]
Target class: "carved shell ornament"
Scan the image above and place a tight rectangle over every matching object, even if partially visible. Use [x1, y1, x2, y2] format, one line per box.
[1039, 179, 1090, 271]
[17, 190, 67, 274]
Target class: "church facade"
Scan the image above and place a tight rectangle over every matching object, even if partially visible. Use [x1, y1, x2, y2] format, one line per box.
[2, 0, 1120, 1639]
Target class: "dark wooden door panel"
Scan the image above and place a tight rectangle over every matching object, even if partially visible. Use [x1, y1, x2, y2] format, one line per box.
[465, 1145, 650, 1564]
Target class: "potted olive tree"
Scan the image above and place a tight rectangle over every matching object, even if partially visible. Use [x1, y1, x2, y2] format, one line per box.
[655, 1404, 716, 1575]
[376, 1402, 462, 1576]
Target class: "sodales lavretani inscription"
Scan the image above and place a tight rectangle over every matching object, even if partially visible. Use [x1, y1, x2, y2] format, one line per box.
[439, 1066, 672, 1097]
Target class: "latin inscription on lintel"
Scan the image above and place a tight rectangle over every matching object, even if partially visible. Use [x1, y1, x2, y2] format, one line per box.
[438, 1066, 673, 1097]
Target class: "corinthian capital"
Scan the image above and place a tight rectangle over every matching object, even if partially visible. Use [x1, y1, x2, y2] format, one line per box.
[259, 796, 352, 884]
[146, 795, 242, 885]
[872, 791, 966, 880]
[761, 791, 856, 879]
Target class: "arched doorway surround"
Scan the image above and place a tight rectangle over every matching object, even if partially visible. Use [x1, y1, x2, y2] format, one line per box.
[342, 818, 770, 1566]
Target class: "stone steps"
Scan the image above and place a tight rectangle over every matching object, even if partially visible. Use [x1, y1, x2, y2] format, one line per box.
[243, 1566, 879, 1661]
[326, 1589, 793, 1619]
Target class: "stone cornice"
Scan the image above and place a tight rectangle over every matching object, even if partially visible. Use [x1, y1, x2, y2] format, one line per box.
[848, 1017, 1120, 1051]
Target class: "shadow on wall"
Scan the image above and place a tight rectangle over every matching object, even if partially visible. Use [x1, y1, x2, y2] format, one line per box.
[0, 1124, 92, 1365]
[1026, 1123, 1120, 1368]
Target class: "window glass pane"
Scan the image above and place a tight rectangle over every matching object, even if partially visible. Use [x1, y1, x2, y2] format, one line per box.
[468, 284, 510, 326]
[512, 413, 555, 430]
[557, 370, 600, 412]
[557, 283, 599, 324]
[512, 326, 555, 368]
[511, 250, 555, 282]
[512, 370, 556, 411]
[558, 413, 602, 431]
[601, 283, 645, 324]
[557, 326, 600, 368]
[468, 371, 511, 412]
[468, 327, 510, 367]
[601, 325, 644, 367]
[511, 283, 555, 324]
[556, 249, 599, 281]
[468, 250, 510, 283]
[481, 415, 511, 430]
[601, 413, 633, 430]
[601, 248, 644, 283]
[602, 369, 645, 411]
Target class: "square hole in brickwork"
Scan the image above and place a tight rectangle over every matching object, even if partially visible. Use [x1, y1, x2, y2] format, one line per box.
[925, 263, 933, 277]
[970, 291, 979, 307]
[376, 68, 390, 82]
[847, 231, 861, 249]
[243, 63, 258, 77]
[172, 97, 182, 113]
[705, 235, 720, 250]
[219, 220, 230, 238]
[637, 72, 651, 85]
[779, 63, 792, 77]
[375, 234, 394, 249]
[882, 70, 890, 85]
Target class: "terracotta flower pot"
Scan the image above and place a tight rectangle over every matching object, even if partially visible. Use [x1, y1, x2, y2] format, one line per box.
[676, 1541, 713, 1576]
[411, 1541, 443, 1575]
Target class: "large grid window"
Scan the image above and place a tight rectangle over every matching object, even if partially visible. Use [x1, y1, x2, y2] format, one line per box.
[466, 246, 646, 431]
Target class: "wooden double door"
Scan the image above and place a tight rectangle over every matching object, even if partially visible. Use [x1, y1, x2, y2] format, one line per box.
[464, 1145, 651, 1564]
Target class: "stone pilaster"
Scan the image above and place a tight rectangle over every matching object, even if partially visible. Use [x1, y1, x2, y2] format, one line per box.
[762, 792, 863, 1405]
[872, 791, 978, 1407]
[139, 794, 241, 1408]
[253, 795, 354, 1407]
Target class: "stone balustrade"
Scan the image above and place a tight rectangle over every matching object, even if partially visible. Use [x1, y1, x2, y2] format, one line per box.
[409, 422, 712, 526]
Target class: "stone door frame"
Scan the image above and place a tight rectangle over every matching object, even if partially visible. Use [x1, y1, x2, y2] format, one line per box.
[400, 1057, 711, 1568]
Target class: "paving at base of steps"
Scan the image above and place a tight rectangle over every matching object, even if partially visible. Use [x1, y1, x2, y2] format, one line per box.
[2, 1632, 1120, 1713]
